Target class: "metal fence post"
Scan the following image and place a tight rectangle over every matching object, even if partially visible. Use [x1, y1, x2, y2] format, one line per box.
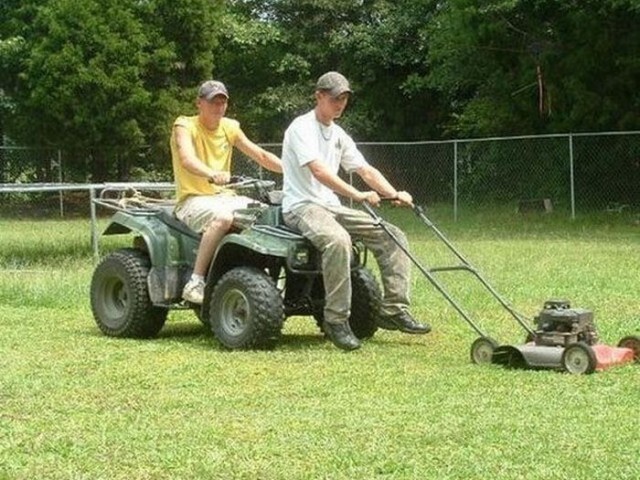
[90, 187, 99, 261]
[57, 149, 64, 217]
[568, 134, 576, 219]
[453, 140, 459, 222]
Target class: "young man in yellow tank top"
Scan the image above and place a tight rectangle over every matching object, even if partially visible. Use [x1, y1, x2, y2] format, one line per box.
[170, 80, 282, 304]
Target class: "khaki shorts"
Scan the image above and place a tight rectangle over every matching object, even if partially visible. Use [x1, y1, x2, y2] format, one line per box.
[174, 194, 256, 233]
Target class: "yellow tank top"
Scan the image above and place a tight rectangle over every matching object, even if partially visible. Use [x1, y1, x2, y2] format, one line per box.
[170, 115, 241, 203]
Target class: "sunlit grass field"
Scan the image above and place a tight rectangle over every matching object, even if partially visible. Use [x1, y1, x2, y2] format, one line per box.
[1, 206, 639, 479]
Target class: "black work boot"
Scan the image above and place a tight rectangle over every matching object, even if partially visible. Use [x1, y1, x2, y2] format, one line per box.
[323, 321, 361, 351]
[377, 311, 431, 334]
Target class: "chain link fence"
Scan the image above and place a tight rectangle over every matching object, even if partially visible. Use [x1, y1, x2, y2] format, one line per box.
[354, 131, 640, 218]
[1, 131, 639, 219]
[0, 146, 169, 217]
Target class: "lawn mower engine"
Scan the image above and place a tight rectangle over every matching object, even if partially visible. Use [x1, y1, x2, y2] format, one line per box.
[492, 299, 638, 374]
[533, 300, 598, 347]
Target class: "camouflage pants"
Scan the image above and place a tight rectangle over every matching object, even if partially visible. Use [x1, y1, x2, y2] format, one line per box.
[283, 203, 411, 325]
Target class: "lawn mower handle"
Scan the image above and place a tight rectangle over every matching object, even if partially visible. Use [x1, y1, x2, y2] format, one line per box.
[361, 201, 534, 338]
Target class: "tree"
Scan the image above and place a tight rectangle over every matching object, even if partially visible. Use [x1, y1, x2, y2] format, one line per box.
[2, 0, 223, 180]
[216, 0, 448, 142]
[330, 0, 448, 140]
[3, 0, 640, 183]
[426, 0, 640, 136]
[215, 0, 373, 141]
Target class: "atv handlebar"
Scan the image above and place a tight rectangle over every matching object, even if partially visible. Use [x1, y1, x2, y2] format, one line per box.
[220, 175, 277, 191]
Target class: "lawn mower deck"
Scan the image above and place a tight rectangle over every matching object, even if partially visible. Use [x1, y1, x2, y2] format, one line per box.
[491, 300, 639, 374]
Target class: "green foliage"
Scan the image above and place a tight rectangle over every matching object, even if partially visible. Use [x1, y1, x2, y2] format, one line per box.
[1, 0, 224, 178]
[330, 0, 448, 139]
[217, 0, 449, 141]
[16, 0, 147, 146]
[427, 0, 640, 136]
[2, 0, 640, 178]
[213, 4, 298, 141]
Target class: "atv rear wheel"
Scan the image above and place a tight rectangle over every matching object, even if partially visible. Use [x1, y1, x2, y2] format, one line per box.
[209, 266, 284, 349]
[313, 267, 382, 340]
[349, 267, 382, 339]
[90, 248, 168, 338]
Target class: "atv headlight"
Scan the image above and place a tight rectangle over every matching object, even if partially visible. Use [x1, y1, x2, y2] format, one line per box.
[290, 246, 312, 269]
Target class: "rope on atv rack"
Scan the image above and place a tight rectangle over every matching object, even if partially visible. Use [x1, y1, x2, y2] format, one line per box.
[94, 187, 176, 215]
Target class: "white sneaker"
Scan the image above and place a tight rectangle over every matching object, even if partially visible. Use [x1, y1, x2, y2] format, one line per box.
[182, 278, 205, 304]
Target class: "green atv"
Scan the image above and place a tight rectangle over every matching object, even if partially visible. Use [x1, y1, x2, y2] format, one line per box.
[90, 177, 383, 349]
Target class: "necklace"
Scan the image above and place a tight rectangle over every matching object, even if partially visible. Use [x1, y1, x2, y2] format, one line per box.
[318, 122, 333, 141]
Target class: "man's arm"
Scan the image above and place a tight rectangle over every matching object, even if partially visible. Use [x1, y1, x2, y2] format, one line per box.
[356, 164, 413, 206]
[307, 160, 380, 205]
[234, 130, 283, 173]
[174, 126, 229, 184]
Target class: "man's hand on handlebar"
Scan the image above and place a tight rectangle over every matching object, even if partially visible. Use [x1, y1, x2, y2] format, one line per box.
[208, 171, 231, 185]
[355, 190, 414, 208]
[355, 191, 381, 206]
[392, 190, 413, 207]
[374, 190, 414, 207]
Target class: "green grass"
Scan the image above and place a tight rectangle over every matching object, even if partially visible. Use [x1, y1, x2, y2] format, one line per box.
[1, 211, 639, 479]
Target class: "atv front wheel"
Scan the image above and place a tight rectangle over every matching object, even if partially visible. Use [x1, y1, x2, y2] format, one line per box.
[90, 248, 168, 338]
[209, 267, 284, 349]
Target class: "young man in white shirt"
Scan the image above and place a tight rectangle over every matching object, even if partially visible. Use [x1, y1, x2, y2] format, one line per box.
[281, 71, 431, 351]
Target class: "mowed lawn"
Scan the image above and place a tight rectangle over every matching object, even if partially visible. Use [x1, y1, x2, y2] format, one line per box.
[1, 207, 639, 480]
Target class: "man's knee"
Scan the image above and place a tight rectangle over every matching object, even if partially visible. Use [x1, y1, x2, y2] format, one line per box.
[325, 229, 352, 253]
[205, 211, 234, 232]
[386, 224, 408, 247]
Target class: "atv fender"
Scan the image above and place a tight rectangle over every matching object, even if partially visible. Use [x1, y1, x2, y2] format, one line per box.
[102, 210, 198, 267]
[102, 211, 200, 304]
[209, 226, 315, 282]
[216, 226, 305, 258]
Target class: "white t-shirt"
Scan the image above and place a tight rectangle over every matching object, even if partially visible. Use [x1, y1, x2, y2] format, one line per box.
[281, 110, 368, 213]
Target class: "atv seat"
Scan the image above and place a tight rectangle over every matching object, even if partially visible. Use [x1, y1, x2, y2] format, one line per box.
[154, 204, 277, 238]
[155, 206, 200, 240]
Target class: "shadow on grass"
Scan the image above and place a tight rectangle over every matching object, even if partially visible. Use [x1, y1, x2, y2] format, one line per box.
[80, 318, 429, 353]
[157, 324, 383, 352]
[110, 322, 329, 351]
[78, 321, 210, 344]
[158, 321, 209, 338]
[278, 332, 326, 350]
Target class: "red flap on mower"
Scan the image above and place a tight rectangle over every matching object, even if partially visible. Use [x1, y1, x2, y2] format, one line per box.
[592, 344, 635, 371]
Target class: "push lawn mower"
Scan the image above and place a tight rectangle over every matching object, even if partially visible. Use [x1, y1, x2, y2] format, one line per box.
[361, 202, 639, 375]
